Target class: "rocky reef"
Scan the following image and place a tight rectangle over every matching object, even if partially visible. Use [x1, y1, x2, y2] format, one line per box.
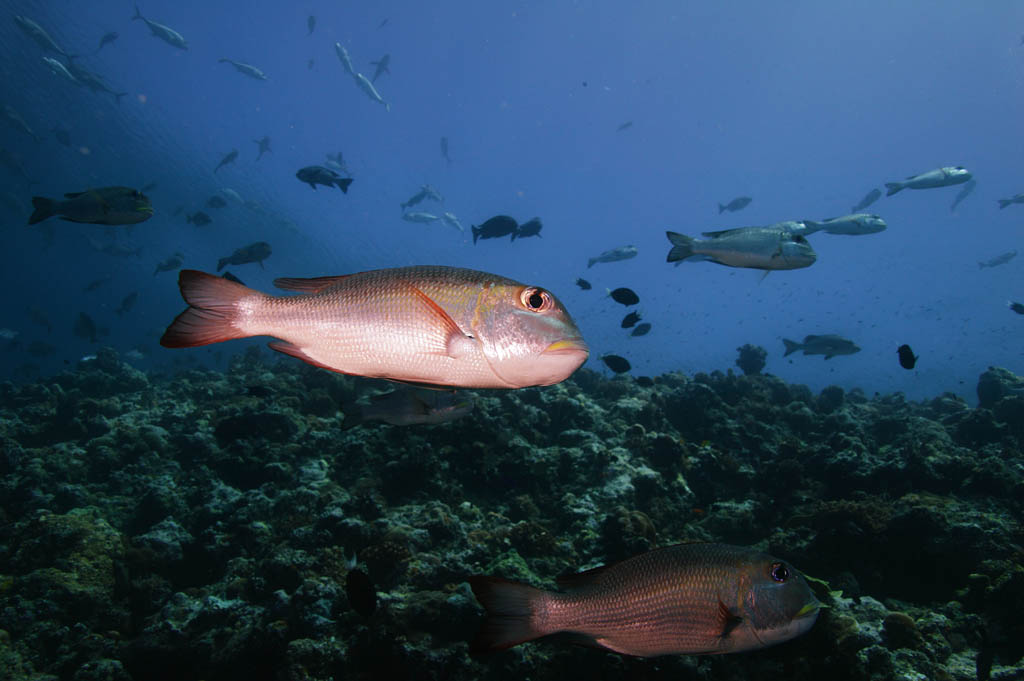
[0, 348, 1022, 681]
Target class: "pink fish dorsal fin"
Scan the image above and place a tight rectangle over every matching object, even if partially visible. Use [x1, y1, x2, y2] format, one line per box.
[555, 562, 613, 590]
[404, 284, 475, 359]
[273, 274, 352, 293]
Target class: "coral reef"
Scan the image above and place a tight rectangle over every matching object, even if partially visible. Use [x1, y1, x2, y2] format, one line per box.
[735, 343, 767, 376]
[0, 348, 1022, 680]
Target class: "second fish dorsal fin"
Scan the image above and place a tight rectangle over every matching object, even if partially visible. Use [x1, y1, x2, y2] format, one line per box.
[273, 274, 352, 293]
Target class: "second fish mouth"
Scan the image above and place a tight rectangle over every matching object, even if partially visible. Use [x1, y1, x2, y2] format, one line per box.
[544, 337, 589, 356]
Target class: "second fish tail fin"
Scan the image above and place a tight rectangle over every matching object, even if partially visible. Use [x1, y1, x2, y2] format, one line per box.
[467, 576, 549, 654]
[159, 269, 258, 347]
[28, 197, 57, 225]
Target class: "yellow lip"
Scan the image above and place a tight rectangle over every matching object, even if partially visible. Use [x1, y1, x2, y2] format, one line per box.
[544, 338, 589, 355]
[795, 601, 821, 618]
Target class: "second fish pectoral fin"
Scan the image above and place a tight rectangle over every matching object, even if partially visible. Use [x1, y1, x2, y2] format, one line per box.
[405, 284, 476, 358]
[717, 599, 743, 640]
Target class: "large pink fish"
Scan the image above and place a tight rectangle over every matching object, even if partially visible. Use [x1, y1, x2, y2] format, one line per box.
[469, 543, 820, 656]
[160, 267, 588, 389]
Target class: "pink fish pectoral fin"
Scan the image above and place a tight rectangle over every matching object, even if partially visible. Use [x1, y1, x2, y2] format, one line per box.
[273, 274, 353, 293]
[405, 284, 476, 358]
[268, 341, 351, 374]
[717, 599, 744, 640]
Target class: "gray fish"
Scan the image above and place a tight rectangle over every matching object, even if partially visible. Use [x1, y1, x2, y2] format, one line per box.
[616, 121, 633, 131]
[885, 166, 972, 196]
[334, 43, 356, 76]
[469, 543, 819, 656]
[370, 54, 391, 82]
[441, 211, 464, 233]
[214, 149, 238, 173]
[2, 104, 39, 142]
[42, 57, 79, 85]
[667, 228, 816, 270]
[296, 165, 353, 192]
[96, 31, 119, 52]
[402, 212, 441, 224]
[802, 214, 886, 236]
[307, 15, 316, 35]
[116, 292, 138, 316]
[950, 179, 977, 212]
[217, 241, 271, 271]
[132, 4, 188, 50]
[83, 276, 112, 292]
[88, 237, 143, 258]
[353, 72, 390, 111]
[441, 136, 452, 163]
[401, 184, 444, 210]
[219, 58, 268, 81]
[254, 136, 271, 160]
[587, 245, 638, 268]
[341, 387, 473, 430]
[631, 322, 651, 337]
[782, 334, 860, 360]
[154, 252, 184, 275]
[513, 217, 542, 241]
[997, 193, 1024, 210]
[718, 196, 752, 214]
[851, 188, 881, 213]
[65, 58, 128, 104]
[13, 15, 67, 56]
[978, 250, 1017, 269]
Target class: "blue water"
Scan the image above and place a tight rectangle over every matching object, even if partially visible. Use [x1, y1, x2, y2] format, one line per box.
[1, 1, 1021, 402]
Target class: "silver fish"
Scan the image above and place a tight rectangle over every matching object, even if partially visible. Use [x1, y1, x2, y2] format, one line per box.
[587, 245, 638, 268]
[885, 166, 972, 196]
[441, 212, 464, 232]
[219, 58, 267, 80]
[978, 250, 1017, 269]
[401, 212, 441, 224]
[334, 43, 355, 76]
[132, 4, 188, 50]
[13, 16, 67, 56]
[42, 57, 79, 85]
[851, 188, 881, 213]
[353, 72, 390, 111]
[668, 228, 816, 270]
[802, 214, 887, 236]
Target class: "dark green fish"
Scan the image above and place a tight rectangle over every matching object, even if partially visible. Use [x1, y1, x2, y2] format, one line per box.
[28, 187, 153, 226]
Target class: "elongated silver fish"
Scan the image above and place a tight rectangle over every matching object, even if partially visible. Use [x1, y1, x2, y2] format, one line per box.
[885, 166, 971, 196]
[353, 72, 390, 111]
[160, 267, 587, 389]
[803, 213, 887, 236]
[219, 59, 267, 80]
[587, 245, 637, 268]
[469, 543, 820, 656]
[132, 4, 188, 50]
[667, 228, 816, 270]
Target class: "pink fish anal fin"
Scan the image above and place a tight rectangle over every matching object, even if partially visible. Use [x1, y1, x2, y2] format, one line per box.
[404, 283, 476, 359]
[592, 637, 638, 656]
[268, 340, 350, 374]
[273, 274, 353, 293]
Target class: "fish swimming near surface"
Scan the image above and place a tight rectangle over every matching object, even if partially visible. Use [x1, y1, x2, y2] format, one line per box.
[29, 187, 153, 226]
[897, 344, 917, 370]
[353, 72, 390, 111]
[802, 214, 887, 236]
[2, 104, 40, 142]
[216, 242, 272, 271]
[132, 4, 188, 50]
[334, 43, 356, 76]
[401, 184, 443, 210]
[42, 57, 79, 85]
[296, 165, 353, 192]
[978, 250, 1017, 269]
[997, 193, 1024, 210]
[513, 217, 542, 241]
[600, 354, 631, 374]
[307, 15, 316, 35]
[154, 252, 184, 275]
[441, 212, 464, 233]
[187, 211, 211, 226]
[885, 166, 972, 196]
[631, 322, 651, 337]
[621, 311, 641, 328]
[14, 15, 67, 56]
[219, 58, 268, 80]
[341, 387, 473, 430]
[96, 31, 118, 53]
[468, 542, 820, 656]
[608, 288, 639, 306]
[950, 179, 977, 212]
[401, 212, 441, 224]
[575, 278, 591, 290]
[254, 136, 271, 160]
[370, 54, 391, 82]
[440, 136, 452, 163]
[667, 228, 816, 270]
[718, 196, 752, 214]
[588, 245, 638, 268]
[472, 215, 518, 244]
[782, 334, 860, 360]
[214, 149, 238, 173]
[116, 292, 138, 316]
[160, 266, 588, 389]
[851, 188, 881, 213]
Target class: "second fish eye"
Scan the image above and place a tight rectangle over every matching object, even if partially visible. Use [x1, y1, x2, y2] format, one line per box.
[521, 287, 549, 311]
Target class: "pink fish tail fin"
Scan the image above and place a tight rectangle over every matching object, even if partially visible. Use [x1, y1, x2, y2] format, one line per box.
[160, 269, 256, 348]
[28, 197, 57, 225]
[468, 576, 548, 653]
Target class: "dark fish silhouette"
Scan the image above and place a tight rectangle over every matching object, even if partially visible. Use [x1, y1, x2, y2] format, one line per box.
[307, 15, 316, 35]
[296, 165, 353, 192]
[718, 196, 752, 214]
[187, 211, 211, 226]
[206, 195, 227, 210]
[154, 252, 183, 275]
[513, 217, 542, 241]
[346, 568, 376, 617]
[221, 271, 245, 285]
[52, 127, 71, 146]
[370, 54, 390, 82]
[96, 31, 118, 52]
[440, 136, 452, 163]
[601, 354, 631, 373]
[997, 193, 1024, 210]
[575, 278, 591, 290]
[214, 149, 238, 173]
[609, 288, 639, 306]
[116, 292, 138, 316]
[83, 276, 112, 292]
[471, 215, 517, 244]
[621, 311, 641, 328]
[1009, 301, 1024, 315]
[631, 322, 651, 337]
[616, 121, 633, 131]
[217, 241, 272, 271]
[851, 188, 881, 213]
[254, 136, 271, 161]
[897, 344, 917, 370]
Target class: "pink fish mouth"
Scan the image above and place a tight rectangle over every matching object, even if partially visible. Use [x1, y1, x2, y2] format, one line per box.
[544, 337, 589, 356]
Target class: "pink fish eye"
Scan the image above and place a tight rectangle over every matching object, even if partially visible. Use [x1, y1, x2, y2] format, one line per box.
[770, 562, 790, 582]
[520, 287, 551, 312]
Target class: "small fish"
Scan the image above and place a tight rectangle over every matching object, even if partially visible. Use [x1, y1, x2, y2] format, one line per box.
[601, 354, 631, 373]
[718, 196, 752, 214]
[132, 4, 188, 50]
[440, 136, 452, 163]
[116, 292, 138, 316]
[885, 166, 972, 196]
[217, 242, 272, 271]
[378, 18, 390, 29]
[631, 322, 651, 337]
[621, 311, 641, 328]
[575, 278, 592, 290]
[851, 188, 882, 213]
[342, 387, 473, 430]
[2, 104, 40, 142]
[29, 187, 153, 226]
[468, 543, 820, 656]
[950, 179, 977, 212]
[64, 59, 127, 104]
[296, 166, 353, 193]
[616, 121, 633, 131]
[334, 43, 356, 76]
[802, 214, 886, 236]
[42, 57, 79, 85]
[187, 211, 211, 226]
[370, 54, 390, 82]
[219, 58, 268, 81]
[666, 229, 816, 271]
[206, 195, 227, 210]
[221, 271, 245, 285]
[897, 344, 917, 370]
[402, 212, 441, 224]
[997, 193, 1024, 210]
[978, 250, 1017, 269]
[1009, 301, 1024, 315]
[346, 568, 377, 618]
[214, 149, 238, 173]
[52, 127, 71, 146]
[254, 136, 271, 161]
[324, 151, 349, 174]
[307, 15, 316, 35]
[513, 217, 542, 241]
[353, 72, 390, 111]
[608, 288, 639, 306]
[96, 31, 119, 52]
[160, 266, 587, 389]
[782, 334, 860, 360]
[401, 184, 444, 210]
[14, 15, 67, 56]
[441, 212, 464, 233]
[154, 252, 184, 275]
[471, 215, 518, 244]
[588, 245, 638, 268]
[74, 312, 98, 343]
[83, 276, 112, 293]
